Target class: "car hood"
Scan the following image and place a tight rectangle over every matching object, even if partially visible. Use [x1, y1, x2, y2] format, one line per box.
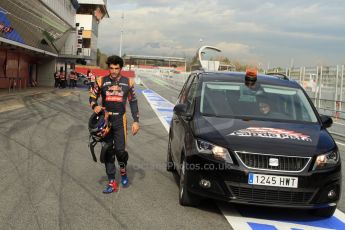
[193, 116, 335, 157]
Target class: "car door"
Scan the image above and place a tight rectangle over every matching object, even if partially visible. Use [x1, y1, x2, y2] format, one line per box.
[170, 74, 194, 159]
[183, 75, 199, 155]
[171, 74, 197, 163]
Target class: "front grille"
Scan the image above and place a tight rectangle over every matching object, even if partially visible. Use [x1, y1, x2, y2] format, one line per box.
[235, 151, 311, 172]
[228, 184, 314, 204]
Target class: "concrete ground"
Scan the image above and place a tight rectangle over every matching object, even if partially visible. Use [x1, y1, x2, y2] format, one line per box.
[0, 86, 229, 230]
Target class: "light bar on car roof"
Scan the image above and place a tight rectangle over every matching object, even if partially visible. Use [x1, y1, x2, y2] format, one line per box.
[245, 68, 258, 82]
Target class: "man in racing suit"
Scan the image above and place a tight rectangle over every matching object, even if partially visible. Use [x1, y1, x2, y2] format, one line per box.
[89, 55, 139, 193]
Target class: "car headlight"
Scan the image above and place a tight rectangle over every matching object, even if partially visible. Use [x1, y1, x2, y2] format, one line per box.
[313, 150, 339, 170]
[196, 139, 233, 164]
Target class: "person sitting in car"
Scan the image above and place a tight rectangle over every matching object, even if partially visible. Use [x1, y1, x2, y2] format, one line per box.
[258, 97, 291, 120]
[258, 98, 271, 115]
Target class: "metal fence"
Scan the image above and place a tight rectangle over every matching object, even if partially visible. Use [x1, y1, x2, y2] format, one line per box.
[266, 65, 345, 120]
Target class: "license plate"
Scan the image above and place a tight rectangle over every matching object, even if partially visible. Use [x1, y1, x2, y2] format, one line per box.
[248, 173, 298, 188]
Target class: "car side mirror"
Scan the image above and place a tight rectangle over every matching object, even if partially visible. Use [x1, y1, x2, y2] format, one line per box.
[173, 104, 187, 116]
[320, 115, 333, 128]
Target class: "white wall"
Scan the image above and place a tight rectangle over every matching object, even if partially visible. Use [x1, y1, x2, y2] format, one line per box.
[60, 31, 78, 55]
[82, 48, 91, 56]
[76, 14, 99, 61]
[37, 59, 56, 86]
[76, 14, 93, 30]
[91, 32, 98, 54]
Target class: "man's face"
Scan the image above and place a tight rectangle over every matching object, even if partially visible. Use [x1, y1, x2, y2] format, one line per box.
[259, 102, 270, 115]
[245, 81, 258, 89]
[109, 64, 121, 77]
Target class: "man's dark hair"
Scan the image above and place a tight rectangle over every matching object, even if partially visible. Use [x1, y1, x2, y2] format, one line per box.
[106, 55, 124, 68]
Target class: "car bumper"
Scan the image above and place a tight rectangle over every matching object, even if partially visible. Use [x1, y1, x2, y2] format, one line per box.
[185, 155, 341, 209]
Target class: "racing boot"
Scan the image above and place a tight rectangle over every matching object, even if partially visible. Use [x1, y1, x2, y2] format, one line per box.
[120, 168, 128, 187]
[103, 179, 118, 194]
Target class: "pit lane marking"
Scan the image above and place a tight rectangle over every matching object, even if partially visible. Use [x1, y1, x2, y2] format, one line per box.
[142, 89, 172, 132]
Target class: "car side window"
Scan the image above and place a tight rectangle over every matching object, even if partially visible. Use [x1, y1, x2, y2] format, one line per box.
[186, 77, 198, 113]
[178, 74, 195, 104]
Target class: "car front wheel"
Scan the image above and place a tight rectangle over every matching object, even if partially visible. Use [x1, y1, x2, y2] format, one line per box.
[166, 136, 175, 172]
[179, 156, 200, 206]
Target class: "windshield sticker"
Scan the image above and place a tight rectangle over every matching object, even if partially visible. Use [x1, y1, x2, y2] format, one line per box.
[228, 127, 312, 142]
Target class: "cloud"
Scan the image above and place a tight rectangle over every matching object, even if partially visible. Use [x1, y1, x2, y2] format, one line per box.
[215, 42, 251, 57]
[98, 0, 345, 67]
[144, 42, 160, 49]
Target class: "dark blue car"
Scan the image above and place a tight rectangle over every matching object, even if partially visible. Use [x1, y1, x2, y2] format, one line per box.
[167, 70, 341, 217]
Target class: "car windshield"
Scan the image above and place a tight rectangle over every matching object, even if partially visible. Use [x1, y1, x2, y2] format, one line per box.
[200, 81, 318, 122]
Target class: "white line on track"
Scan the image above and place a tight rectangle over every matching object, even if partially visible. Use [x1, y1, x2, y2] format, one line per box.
[336, 141, 345, 147]
[334, 122, 345, 126]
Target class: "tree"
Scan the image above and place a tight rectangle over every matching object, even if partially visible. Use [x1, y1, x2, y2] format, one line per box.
[210, 56, 231, 64]
[232, 60, 248, 71]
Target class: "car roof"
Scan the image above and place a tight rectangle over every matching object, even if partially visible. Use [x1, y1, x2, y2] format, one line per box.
[198, 71, 300, 88]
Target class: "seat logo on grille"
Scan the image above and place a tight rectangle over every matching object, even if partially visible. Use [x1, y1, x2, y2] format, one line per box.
[269, 158, 279, 167]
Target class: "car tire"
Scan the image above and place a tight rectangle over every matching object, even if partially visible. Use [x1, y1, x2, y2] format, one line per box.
[166, 137, 175, 172]
[179, 156, 200, 206]
[311, 206, 336, 218]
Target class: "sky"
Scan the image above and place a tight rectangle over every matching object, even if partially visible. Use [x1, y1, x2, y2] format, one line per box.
[98, 0, 345, 68]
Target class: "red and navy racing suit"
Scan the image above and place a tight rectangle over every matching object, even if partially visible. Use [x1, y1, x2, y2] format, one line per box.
[89, 74, 139, 180]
